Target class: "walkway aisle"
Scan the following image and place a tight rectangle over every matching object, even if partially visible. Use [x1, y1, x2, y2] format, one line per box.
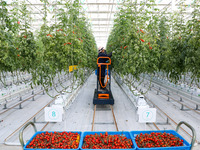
[46, 73, 145, 131]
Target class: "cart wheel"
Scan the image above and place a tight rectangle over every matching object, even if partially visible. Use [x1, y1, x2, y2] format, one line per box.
[176, 121, 196, 150]
[19, 122, 37, 149]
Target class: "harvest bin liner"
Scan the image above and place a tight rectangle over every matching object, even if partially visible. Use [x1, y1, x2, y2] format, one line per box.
[79, 131, 136, 150]
[24, 131, 82, 150]
[130, 130, 191, 150]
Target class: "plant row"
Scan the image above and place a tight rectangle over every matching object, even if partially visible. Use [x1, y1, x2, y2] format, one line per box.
[107, 0, 200, 86]
[0, 0, 97, 94]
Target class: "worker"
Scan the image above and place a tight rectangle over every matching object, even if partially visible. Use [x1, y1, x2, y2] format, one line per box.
[97, 47, 112, 90]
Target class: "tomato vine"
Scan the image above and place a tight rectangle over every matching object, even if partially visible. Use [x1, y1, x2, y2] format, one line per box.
[0, 0, 97, 96]
[107, 0, 200, 86]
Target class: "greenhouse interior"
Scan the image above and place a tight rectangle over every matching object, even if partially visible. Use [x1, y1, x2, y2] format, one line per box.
[0, 0, 200, 150]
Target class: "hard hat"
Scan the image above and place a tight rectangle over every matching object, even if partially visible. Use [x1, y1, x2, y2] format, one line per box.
[98, 46, 104, 53]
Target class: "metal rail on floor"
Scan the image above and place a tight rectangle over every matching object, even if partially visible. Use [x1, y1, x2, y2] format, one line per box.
[144, 80, 200, 115]
[110, 105, 119, 131]
[153, 77, 200, 100]
[91, 104, 119, 131]
[113, 74, 161, 131]
[146, 77, 200, 104]
[4, 71, 92, 146]
[4, 83, 68, 145]
[0, 89, 43, 115]
[4, 97, 56, 145]
[133, 78, 199, 144]
[114, 73, 199, 144]
[144, 95, 199, 144]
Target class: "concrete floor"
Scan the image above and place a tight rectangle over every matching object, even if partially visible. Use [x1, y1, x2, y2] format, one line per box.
[0, 73, 199, 150]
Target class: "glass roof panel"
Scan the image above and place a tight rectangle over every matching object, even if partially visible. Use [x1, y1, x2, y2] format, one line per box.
[4, 0, 197, 48]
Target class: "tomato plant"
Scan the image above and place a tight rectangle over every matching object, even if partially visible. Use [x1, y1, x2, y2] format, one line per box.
[0, 0, 97, 95]
[107, 0, 161, 83]
[107, 0, 200, 87]
[32, 0, 97, 94]
[26, 131, 80, 149]
[185, 0, 200, 86]
[0, 1, 13, 73]
[82, 132, 133, 149]
[135, 132, 184, 148]
[1, 0, 199, 92]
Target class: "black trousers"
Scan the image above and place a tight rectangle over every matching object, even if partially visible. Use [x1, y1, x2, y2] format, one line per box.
[98, 76, 105, 88]
[97, 66, 106, 89]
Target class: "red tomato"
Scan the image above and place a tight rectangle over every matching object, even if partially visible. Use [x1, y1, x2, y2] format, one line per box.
[26, 132, 80, 149]
[140, 39, 145, 42]
[140, 29, 145, 33]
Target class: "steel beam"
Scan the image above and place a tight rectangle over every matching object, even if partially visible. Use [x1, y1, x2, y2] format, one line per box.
[87, 11, 117, 13]
[90, 18, 114, 21]
[91, 23, 113, 25]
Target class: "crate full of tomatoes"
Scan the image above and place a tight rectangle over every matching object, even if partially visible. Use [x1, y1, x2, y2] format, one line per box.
[80, 131, 136, 150]
[24, 131, 81, 150]
[130, 130, 191, 150]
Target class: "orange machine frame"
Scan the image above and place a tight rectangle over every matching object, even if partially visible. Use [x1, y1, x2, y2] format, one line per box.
[97, 57, 111, 89]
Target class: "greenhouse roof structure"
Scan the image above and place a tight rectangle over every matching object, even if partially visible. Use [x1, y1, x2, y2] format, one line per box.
[5, 0, 197, 48]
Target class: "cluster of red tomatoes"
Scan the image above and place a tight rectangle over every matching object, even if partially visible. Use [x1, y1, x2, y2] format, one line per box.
[82, 132, 133, 149]
[135, 132, 184, 148]
[26, 131, 80, 149]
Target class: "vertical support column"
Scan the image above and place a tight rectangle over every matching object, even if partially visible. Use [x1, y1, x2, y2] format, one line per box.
[19, 96, 22, 101]
[33, 117, 36, 123]
[167, 91, 170, 95]
[180, 97, 183, 102]
[41, 87, 45, 95]
[166, 117, 169, 124]
[196, 104, 199, 110]
[4, 103, 7, 109]
[159, 87, 161, 91]
[19, 103, 22, 109]
[180, 104, 184, 110]
[167, 97, 170, 101]
[157, 91, 159, 95]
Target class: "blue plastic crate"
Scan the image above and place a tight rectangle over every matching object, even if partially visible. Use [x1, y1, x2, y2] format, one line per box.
[79, 131, 136, 150]
[24, 131, 82, 150]
[130, 130, 190, 150]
